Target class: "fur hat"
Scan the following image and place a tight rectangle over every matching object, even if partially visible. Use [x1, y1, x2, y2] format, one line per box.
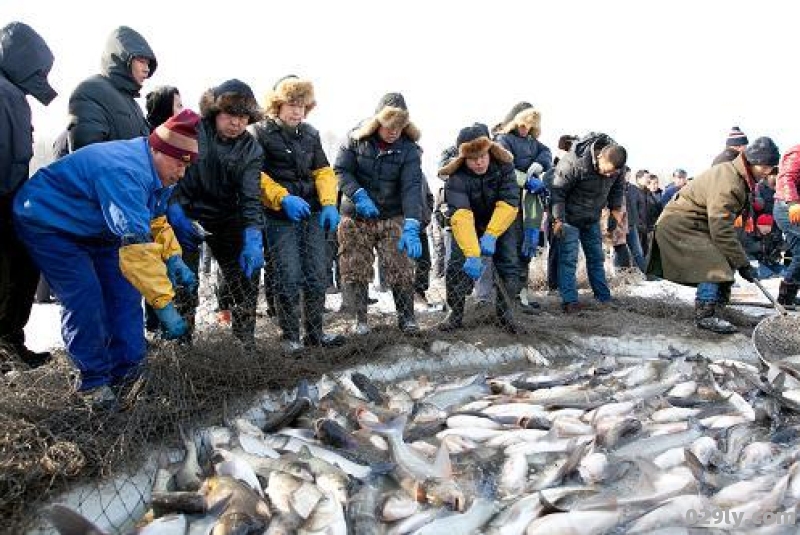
[726, 126, 749, 147]
[500, 102, 541, 137]
[199, 79, 262, 123]
[438, 123, 513, 176]
[744, 137, 780, 167]
[264, 75, 316, 118]
[352, 92, 420, 142]
[148, 108, 200, 163]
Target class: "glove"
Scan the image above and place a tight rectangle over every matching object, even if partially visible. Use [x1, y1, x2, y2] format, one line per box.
[319, 205, 340, 232]
[155, 302, 188, 340]
[166, 255, 198, 294]
[522, 228, 540, 258]
[479, 234, 497, 256]
[352, 188, 380, 219]
[281, 195, 311, 222]
[553, 219, 564, 238]
[166, 203, 203, 253]
[524, 177, 546, 194]
[463, 257, 483, 280]
[789, 204, 800, 225]
[527, 162, 544, 177]
[738, 264, 758, 283]
[238, 226, 264, 278]
[397, 218, 422, 259]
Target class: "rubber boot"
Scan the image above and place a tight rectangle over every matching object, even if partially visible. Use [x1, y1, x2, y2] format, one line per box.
[303, 293, 345, 347]
[497, 277, 527, 334]
[438, 279, 466, 332]
[275, 294, 302, 352]
[11, 344, 52, 369]
[346, 283, 370, 335]
[777, 281, 799, 306]
[694, 301, 737, 334]
[393, 288, 419, 334]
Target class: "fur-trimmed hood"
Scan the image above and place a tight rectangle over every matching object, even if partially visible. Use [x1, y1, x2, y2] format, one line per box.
[264, 76, 316, 118]
[352, 92, 421, 142]
[500, 105, 541, 137]
[199, 79, 262, 124]
[438, 135, 513, 177]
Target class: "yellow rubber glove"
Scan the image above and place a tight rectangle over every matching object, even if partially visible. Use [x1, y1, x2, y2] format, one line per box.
[119, 243, 174, 309]
[485, 201, 518, 238]
[451, 209, 480, 257]
[312, 167, 338, 207]
[260, 172, 289, 211]
[150, 215, 182, 261]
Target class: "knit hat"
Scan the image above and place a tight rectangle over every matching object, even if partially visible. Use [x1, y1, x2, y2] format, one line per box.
[499, 102, 541, 137]
[199, 79, 262, 123]
[149, 108, 200, 163]
[352, 92, 420, 142]
[437, 123, 513, 176]
[744, 137, 780, 167]
[756, 214, 774, 234]
[264, 75, 316, 118]
[726, 126, 749, 147]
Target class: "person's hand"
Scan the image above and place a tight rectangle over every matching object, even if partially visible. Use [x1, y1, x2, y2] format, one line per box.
[479, 234, 497, 256]
[155, 302, 188, 340]
[319, 205, 340, 232]
[522, 228, 540, 258]
[525, 177, 546, 194]
[166, 256, 198, 293]
[352, 188, 380, 219]
[281, 195, 311, 222]
[166, 203, 203, 253]
[397, 218, 422, 259]
[463, 257, 483, 280]
[238, 226, 264, 278]
[738, 264, 758, 283]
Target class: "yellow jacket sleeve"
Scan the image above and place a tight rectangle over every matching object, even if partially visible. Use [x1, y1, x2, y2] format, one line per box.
[312, 166, 338, 207]
[260, 172, 289, 211]
[119, 243, 174, 309]
[451, 208, 481, 257]
[485, 201, 518, 238]
[150, 215, 182, 261]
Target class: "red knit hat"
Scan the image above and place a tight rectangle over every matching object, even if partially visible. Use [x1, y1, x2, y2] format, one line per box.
[149, 109, 200, 163]
[756, 214, 774, 232]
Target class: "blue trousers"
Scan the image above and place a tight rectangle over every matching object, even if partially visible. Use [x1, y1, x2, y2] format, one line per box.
[775, 201, 800, 284]
[696, 282, 719, 303]
[627, 226, 646, 272]
[558, 222, 611, 304]
[15, 226, 144, 390]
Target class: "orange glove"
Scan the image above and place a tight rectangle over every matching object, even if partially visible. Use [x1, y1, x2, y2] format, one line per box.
[789, 204, 800, 225]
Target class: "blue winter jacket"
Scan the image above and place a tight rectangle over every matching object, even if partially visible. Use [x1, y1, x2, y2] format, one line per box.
[13, 137, 171, 243]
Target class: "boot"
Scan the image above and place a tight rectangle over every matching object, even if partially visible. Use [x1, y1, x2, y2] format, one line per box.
[517, 288, 540, 314]
[717, 282, 733, 307]
[303, 293, 345, 347]
[276, 294, 302, 351]
[438, 293, 465, 332]
[695, 301, 737, 334]
[346, 283, 370, 335]
[393, 289, 419, 334]
[777, 281, 799, 306]
[496, 278, 527, 334]
[13, 345, 52, 369]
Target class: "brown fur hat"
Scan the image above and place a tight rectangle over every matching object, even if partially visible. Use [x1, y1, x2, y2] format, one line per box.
[264, 75, 316, 118]
[199, 79, 262, 124]
[438, 123, 513, 176]
[352, 92, 421, 142]
[500, 102, 541, 137]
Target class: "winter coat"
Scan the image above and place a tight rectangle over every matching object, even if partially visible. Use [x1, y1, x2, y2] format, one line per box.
[0, 23, 55, 196]
[661, 182, 682, 208]
[549, 133, 624, 228]
[444, 159, 519, 232]
[636, 185, 662, 232]
[713, 147, 740, 166]
[67, 27, 156, 151]
[776, 144, 800, 203]
[495, 133, 553, 175]
[335, 131, 422, 221]
[625, 182, 640, 229]
[420, 178, 434, 229]
[173, 119, 264, 230]
[249, 119, 329, 218]
[647, 155, 753, 284]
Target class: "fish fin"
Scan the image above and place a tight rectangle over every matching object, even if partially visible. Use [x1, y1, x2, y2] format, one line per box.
[773, 371, 787, 391]
[538, 490, 568, 514]
[43, 504, 107, 535]
[631, 457, 659, 495]
[358, 412, 407, 436]
[433, 441, 452, 478]
[471, 372, 488, 386]
[683, 448, 713, 489]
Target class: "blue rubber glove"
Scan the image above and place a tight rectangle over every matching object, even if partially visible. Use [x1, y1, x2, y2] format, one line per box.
[166, 203, 203, 253]
[479, 234, 497, 256]
[238, 226, 264, 278]
[155, 302, 188, 340]
[281, 195, 311, 222]
[352, 188, 380, 219]
[521, 228, 540, 258]
[397, 218, 422, 259]
[319, 205, 340, 232]
[166, 255, 198, 293]
[463, 257, 483, 280]
[525, 177, 546, 194]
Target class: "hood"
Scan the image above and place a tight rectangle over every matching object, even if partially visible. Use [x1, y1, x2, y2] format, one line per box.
[0, 22, 57, 105]
[100, 26, 157, 96]
[572, 132, 615, 172]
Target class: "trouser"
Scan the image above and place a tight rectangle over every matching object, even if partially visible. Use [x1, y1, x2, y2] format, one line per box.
[15, 226, 144, 390]
[626, 226, 646, 272]
[775, 201, 800, 284]
[326, 230, 340, 290]
[35, 275, 53, 303]
[415, 229, 432, 294]
[338, 216, 415, 288]
[638, 228, 652, 259]
[546, 217, 560, 291]
[613, 244, 632, 268]
[0, 195, 39, 349]
[431, 219, 447, 278]
[262, 229, 277, 315]
[264, 216, 329, 341]
[558, 221, 611, 304]
[515, 217, 533, 294]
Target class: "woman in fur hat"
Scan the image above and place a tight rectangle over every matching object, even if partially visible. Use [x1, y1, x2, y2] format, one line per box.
[250, 76, 344, 352]
[334, 92, 424, 335]
[438, 123, 523, 333]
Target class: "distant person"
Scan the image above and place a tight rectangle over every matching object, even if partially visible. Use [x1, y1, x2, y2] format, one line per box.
[0, 22, 57, 368]
[712, 126, 748, 166]
[545, 134, 579, 292]
[774, 143, 800, 304]
[649, 137, 779, 333]
[661, 168, 688, 207]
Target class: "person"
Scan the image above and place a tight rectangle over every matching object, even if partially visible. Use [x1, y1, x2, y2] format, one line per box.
[415, 178, 435, 306]
[431, 182, 448, 279]
[545, 134, 579, 292]
[634, 169, 662, 257]
[67, 26, 157, 151]
[13, 110, 201, 404]
[495, 102, 553, 312]
[661, 168, 688, 207]
[251, 75, 344, 351]
[0, 22, 58, 368]
[601, 167, 633, 270]
[648, 137, 780, 333]
[170, 80, 265, 348]
[550, 132, 627, 313]
[774, 143, 800, 304]
[438, 123, 522, 333]
[334, 92, 423, 335]
[712, 126, 748, 166]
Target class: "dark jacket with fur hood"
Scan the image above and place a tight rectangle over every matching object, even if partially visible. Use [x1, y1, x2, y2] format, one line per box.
[444, 159, 519, 232]
[550, 133, 625, 228]
[496, 133, 553, 175]
[335, 129, 423, 221]
[249, 118, 329, 218]
[67, 26, 156, 151]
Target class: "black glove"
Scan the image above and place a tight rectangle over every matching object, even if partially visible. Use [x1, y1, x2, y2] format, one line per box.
[738, 264, 757, 283]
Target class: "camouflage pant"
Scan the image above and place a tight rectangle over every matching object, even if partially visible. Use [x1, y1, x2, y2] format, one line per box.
[338, 215, 415, 288]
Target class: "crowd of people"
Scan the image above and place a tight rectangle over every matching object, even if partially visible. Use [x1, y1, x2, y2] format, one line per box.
[2, 22, 799, 405]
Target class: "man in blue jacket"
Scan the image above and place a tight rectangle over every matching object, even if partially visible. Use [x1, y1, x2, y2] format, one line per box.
[13, 110, 200, 404]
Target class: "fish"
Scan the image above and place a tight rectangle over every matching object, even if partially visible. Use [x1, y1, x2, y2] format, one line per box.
[412, 497, 497, 535]
[265, 434, 377, 479]
[418, 374, 490, 412]
[43, 504, 107, 535]
[346, 477, 385, 534]
[379, 490, 419, 522]
[613, 421, 704, 459]
[350, 372, 386, 404]
[200, 476, 271, 535]
[263, 379, 313, 433]
[176, 426, 204, 492]
[300, 490, 346, 534]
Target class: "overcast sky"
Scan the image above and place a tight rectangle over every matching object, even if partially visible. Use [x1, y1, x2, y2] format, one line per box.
[3, 0, 798, 182]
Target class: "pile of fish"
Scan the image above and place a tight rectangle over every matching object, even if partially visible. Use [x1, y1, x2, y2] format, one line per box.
[43, 350, 800, 534]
